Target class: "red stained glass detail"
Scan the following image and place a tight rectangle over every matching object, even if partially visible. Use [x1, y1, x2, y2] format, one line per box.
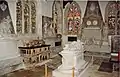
[67, 3, 80, 34]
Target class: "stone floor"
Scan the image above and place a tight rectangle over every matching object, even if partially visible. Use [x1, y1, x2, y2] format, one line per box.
[0, 55, 119, 77]
[81, 64, 119, 77]
[1, 65, 118, 77]
[1, 66, 52, 77]
[0, 55, 62, 77]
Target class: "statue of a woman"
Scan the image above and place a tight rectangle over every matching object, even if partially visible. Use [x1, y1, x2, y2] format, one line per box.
[0, 16, 12, 34]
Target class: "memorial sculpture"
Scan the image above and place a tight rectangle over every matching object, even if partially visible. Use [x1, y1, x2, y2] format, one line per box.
[0, 1, 23, 75]
[52, 40, 90, 77]
[81, 1, 109, 52]
[0, 16, 12, 34]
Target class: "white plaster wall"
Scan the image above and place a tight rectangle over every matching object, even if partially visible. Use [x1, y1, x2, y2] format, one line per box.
[74, 1, 87, 23]
[0, 39, 19, 60]
[36, 0, 42, 38]
[35, 0, 54, 38]
[41, 1, 53, 17]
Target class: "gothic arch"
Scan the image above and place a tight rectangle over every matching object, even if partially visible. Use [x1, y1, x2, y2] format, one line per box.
[16, 0, 36, 34]
[105, 1, 117, 35]
[117, 1, 120, 35]
[52, 0, 63, 34]
[105, 1, 120, 35]
[64, 1, 81, 35]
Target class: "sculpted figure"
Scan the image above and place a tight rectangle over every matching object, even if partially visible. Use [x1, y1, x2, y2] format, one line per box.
[0, 16, 13, 34]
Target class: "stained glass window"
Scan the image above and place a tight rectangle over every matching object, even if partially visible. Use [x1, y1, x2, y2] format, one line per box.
[105, 1, 120, 35]
[31, 1, 36, 33]
[16, 0, 36, 34]
[24, 1, 30, 33]
[16, 0, 22, 34]
[65, 1, 81, 35]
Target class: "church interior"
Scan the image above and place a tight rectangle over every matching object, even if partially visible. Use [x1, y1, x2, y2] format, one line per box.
[0, 0, 119, 77]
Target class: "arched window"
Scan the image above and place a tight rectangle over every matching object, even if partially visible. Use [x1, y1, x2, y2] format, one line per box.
[16, 0, 22, 34]
[105, 1, 120, 35]
[16, 0, 36, 34]
[24, 1, 30, 33]
[64, 1, 81, 35]
[31, 1, 36, 33]
[52, 0, 63, 34]
[117, 1, 120, 35]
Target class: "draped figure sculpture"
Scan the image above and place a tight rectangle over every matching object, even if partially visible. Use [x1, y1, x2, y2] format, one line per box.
[0, 16, 13, 34]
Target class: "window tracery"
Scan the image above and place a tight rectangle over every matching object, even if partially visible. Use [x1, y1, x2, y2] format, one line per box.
[16, 0, 22, 34]
[105, 1, 120, 35]
[31, 1, 36, 33]
[24, 1, 30, 33]
[117, 1, 120, 34]
[16, 0, 36, 34]
[65, 1, 81, 35]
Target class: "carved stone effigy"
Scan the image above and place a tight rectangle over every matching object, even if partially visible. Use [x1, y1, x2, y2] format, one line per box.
[52, 40, 90, 77]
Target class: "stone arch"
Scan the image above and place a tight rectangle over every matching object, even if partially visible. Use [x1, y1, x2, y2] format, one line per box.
[105, 1, 120, 35]
[52, 0, 63, 34]
[16, 0, 36, 34]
